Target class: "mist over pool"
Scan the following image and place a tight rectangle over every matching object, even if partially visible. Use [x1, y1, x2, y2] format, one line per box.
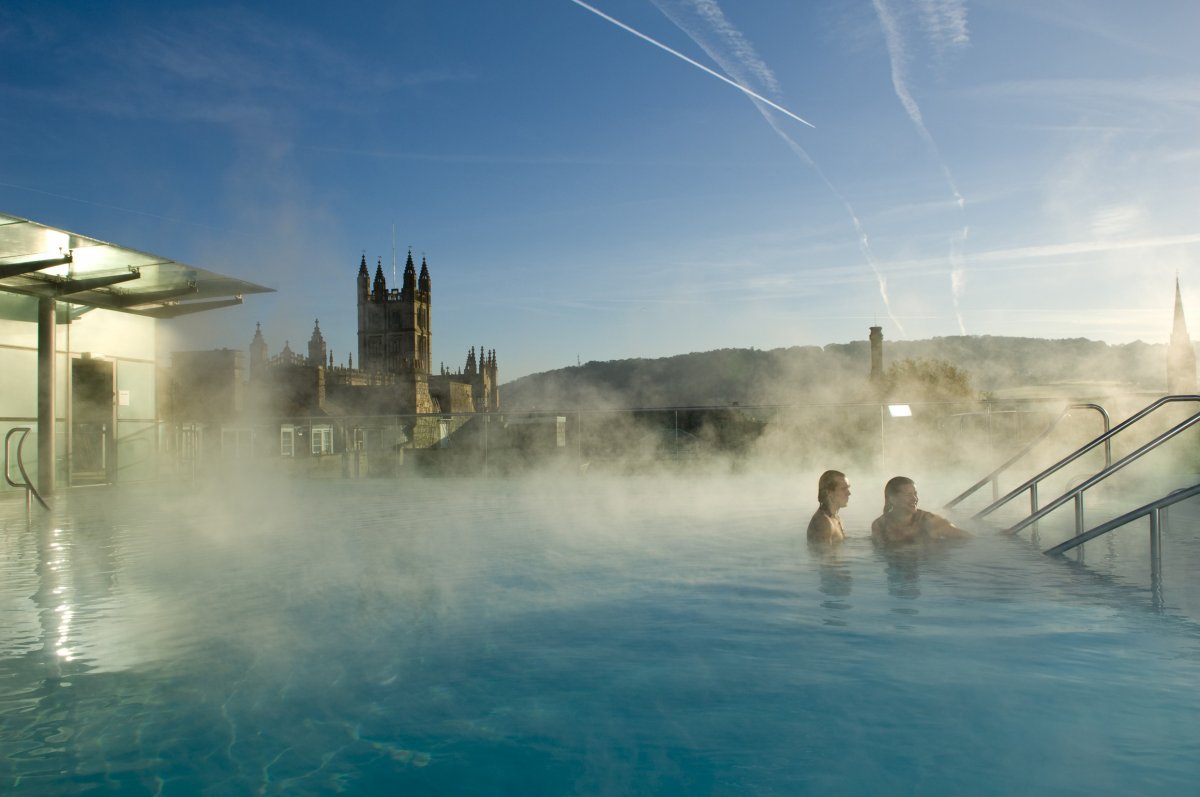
[2, 472, 1199, 795]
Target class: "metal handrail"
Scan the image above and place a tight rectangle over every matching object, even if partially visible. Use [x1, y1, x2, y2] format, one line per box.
[1005, 406, 1200, 537]
[5, 427, 50, 512]
[973, 395, 1200, 523]
[944, 403, 1111, 510]
[1044, 483, 1200, 558]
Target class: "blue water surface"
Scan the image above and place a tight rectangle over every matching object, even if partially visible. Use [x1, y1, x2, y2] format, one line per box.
[1, 474, 1198, 795]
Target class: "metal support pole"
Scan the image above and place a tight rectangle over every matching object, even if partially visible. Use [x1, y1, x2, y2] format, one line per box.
[37, 297, 56, 497]
[1074, 492, 1084, 536]
[1149, 508, 1162, 582]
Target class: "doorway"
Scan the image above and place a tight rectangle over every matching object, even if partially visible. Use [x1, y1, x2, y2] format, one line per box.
[72, 357, 115, 485]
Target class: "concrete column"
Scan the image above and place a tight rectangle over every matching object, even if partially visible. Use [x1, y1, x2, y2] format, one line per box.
[37, 297, 56, 496]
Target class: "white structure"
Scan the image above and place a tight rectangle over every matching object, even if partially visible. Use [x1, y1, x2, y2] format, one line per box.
[0, 212, 269, 497]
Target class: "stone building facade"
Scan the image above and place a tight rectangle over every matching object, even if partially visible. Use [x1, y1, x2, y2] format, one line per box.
[246, 251, 499, 440]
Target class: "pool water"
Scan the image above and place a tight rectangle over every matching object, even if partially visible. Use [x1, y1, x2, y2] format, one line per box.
[1, 474, 1198, 795]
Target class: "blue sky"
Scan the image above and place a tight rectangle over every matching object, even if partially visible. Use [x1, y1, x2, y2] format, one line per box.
[2, 0, 1198, 381]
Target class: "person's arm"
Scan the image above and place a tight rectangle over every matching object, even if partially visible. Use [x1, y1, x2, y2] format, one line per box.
[870, 516, 886, 543]
[923, 511, 970, 539]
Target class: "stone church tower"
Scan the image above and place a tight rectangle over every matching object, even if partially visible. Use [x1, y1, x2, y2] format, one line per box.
[1167, 277, 1196, 393]
[249, 322, 268, 380]
[357, 251, 431, 376]
[307, 319, 327, 366]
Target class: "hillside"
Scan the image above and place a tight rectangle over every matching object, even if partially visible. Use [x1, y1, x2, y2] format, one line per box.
[501, 336, 1174, 411]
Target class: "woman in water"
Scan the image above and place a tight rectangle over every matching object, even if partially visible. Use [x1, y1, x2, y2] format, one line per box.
[871, 476, 969, 544]
[807, 470, 851, 544]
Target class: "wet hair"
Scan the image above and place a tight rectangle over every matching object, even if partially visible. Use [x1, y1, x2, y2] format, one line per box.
[817, 470, 846, 512]
[882, 475, 915, 514]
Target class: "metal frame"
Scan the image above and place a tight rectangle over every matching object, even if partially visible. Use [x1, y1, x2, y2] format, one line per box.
[968, 395, 1200, 534]
[4, 427, 49, 513]
[944, 402, 1111, 509]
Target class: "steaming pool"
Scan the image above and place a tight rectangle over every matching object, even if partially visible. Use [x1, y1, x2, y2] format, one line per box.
[2, 474, 1199, 795]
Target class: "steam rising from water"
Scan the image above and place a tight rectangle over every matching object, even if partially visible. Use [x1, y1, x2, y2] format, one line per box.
[4, 440, 1200, 794]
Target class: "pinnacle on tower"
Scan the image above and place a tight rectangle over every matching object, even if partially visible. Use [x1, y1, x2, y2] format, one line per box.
[373, 258, 387, 298]
[401, 249, 417, 297]
[418, 257, 431, 293]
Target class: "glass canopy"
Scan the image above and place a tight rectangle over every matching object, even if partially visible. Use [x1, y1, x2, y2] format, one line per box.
[0, 212, 272, 318]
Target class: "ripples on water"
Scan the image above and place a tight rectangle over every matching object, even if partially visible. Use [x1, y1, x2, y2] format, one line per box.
[1, 474, 1198, 795]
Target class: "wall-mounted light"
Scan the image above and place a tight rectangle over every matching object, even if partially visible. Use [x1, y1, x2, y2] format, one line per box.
[888, 404, 912, 418]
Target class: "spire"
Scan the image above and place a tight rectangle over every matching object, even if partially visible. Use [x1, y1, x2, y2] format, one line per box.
[373, 257, 387, 299]
[418, 256, 431, 293]
[249, 321, 268, 378]
[358, 252, 368, 277]
[402, 248, 417, 294]
[1168, 277, 1197, 393]
[307, 319, 327, 366]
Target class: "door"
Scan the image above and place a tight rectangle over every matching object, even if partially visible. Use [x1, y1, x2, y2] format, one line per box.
[72, 357, 116, 485]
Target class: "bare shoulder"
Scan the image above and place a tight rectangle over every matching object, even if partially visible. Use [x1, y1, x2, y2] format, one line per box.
[807, 510, 834, 543]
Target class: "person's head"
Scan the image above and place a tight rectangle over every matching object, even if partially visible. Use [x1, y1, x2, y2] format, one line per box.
[882, 476, 918, 514]
[817, 470, 850, 513]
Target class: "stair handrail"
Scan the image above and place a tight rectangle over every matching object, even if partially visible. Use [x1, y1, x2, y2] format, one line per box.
[1043, 482, 1200, 558]
[973, 395, 1200, 522]
[1005, 407, 1200, 537]
[944, 402, 1111, 510]
[4, 427, 50, 511]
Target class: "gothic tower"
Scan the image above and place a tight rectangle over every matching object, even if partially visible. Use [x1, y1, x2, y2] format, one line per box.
[249, 322, 268, 380]
[307, 319, 326, 367]
[356, 250, 432, 376]
[1167, 277, 1196, 393]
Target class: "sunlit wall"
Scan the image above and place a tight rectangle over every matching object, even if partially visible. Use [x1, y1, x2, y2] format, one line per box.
[0, 296, 158, 494]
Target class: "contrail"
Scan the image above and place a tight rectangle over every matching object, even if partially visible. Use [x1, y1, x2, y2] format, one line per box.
[651, 0, 904, 333]
[760, 112, 905, 336]
[568, 0, 815, 128]
[873, 0, 969, 333]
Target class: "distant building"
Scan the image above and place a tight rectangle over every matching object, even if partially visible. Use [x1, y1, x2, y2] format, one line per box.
[1167, 277, 1196, 394]
[230, 250, 501, 455]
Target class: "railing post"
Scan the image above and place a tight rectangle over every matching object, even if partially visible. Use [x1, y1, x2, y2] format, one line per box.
[1074, 492, 1084, 536]
[1149, 508, 1162, 582]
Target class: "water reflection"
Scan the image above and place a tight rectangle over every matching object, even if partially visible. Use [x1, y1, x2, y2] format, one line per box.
[879, 545, 922, 603]
[808, 541, 852, 626]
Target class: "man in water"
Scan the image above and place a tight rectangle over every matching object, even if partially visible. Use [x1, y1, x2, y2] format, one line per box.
[807, 470, 851, 544]
[871, 476, 969, 544]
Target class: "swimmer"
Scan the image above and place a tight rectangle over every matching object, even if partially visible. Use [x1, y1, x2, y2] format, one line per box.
[871, 476, 969, 544]
[807, 470, 850, 544]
